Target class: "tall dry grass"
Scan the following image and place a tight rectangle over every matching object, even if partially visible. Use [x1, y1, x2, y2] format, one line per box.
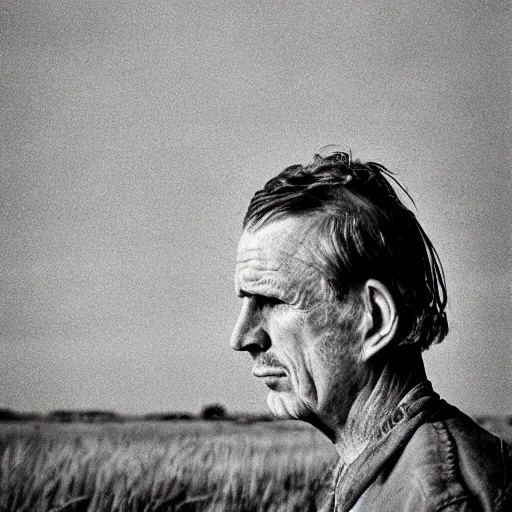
[0, 420, 338, 512]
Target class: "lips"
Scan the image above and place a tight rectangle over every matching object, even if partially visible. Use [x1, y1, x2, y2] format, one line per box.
[252, 366, 287, 378]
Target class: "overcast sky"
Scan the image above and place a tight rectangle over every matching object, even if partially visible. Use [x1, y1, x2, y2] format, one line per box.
[0, 0, 510, 415]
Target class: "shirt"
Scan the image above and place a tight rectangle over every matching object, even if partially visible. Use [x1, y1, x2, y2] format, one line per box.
[321, 382, 512, 512]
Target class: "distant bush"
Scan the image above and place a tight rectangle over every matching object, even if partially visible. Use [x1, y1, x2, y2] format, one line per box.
[201, 404, 227, 420]
[0, 409, 21, 421]
[0, 409, 40, 422]
[143, 412, 193, 421]
[46, 410, 123, 423]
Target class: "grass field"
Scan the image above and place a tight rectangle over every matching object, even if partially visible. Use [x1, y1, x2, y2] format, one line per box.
[0, 420, 338, 512]
[2, 417, 510, 512]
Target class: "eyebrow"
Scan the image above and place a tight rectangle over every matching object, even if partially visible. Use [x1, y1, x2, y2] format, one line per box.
[237, 290, 285, 307]
[237, 289, 270, 299]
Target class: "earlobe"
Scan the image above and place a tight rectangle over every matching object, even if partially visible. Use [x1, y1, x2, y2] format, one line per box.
[359, 279, 398, 362]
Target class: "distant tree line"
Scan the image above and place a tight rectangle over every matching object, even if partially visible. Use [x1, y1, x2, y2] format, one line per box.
[0, 405, 275, 424]
[1, 407, 507, 428]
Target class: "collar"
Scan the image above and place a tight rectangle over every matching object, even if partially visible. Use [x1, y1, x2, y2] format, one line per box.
[332, 381, 445, 512]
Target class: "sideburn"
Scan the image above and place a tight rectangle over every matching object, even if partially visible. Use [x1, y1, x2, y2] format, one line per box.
[306, 292, 365, 362]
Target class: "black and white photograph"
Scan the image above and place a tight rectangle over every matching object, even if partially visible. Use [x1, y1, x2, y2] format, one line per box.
[0, 1, 510, 511]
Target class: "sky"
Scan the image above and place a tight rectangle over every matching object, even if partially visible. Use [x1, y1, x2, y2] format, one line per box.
[0, 0, 510, 416]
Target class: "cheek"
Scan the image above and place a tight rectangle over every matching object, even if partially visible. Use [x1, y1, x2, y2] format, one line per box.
[304, 303, 354, 360]
[305, 298, 362, 363]
[268, 309, 306, 352]
[267, 310, 315, 384]
[305, 323, 362, 411]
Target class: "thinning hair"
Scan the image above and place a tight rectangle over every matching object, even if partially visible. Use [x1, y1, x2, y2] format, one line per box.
[243, 150, 448, 351]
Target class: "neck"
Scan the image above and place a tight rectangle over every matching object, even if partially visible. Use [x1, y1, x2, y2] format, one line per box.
[331, 349, 427, 465]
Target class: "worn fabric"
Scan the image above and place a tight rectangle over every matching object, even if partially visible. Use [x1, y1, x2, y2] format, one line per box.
[320, 382, 512, 512]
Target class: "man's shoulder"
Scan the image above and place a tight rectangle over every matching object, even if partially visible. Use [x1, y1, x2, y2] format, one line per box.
[393, 406, 512, 511]
[327, 395, 512, 512]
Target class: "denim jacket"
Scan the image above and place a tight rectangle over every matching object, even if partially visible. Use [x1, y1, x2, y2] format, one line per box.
[321, 382, 512, 512]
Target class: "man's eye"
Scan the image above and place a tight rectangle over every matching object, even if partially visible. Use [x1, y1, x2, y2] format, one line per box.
[259, 296, 284, 307]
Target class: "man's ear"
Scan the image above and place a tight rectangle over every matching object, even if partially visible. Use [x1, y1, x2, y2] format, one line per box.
[358, 279, 398, 362]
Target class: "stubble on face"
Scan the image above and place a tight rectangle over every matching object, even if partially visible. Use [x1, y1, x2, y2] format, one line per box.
[303, 297, 365, 428]
[235, 216, 365, 424]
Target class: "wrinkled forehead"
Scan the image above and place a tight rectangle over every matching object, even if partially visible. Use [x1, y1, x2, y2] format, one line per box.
[234, 217, 328, 296]
[237, 216, 318, 263]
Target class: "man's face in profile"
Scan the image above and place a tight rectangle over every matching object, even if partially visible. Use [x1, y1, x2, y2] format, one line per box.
[230, 216, 363, 422]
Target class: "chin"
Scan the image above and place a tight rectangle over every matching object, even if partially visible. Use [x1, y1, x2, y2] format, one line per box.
[267, 391, 309, 420]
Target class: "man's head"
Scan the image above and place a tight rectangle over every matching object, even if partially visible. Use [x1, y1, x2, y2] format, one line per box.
[230, 149, 448, 425]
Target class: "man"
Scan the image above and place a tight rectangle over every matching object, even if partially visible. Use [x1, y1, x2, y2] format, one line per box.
[230, 148, 512, 511]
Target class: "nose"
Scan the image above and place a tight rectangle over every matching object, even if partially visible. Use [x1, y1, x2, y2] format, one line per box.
[230, 297, 270, 352]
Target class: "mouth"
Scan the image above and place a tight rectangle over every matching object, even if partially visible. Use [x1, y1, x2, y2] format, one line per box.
[252, 366, 287, 389]
[252, 366, 287, 378]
